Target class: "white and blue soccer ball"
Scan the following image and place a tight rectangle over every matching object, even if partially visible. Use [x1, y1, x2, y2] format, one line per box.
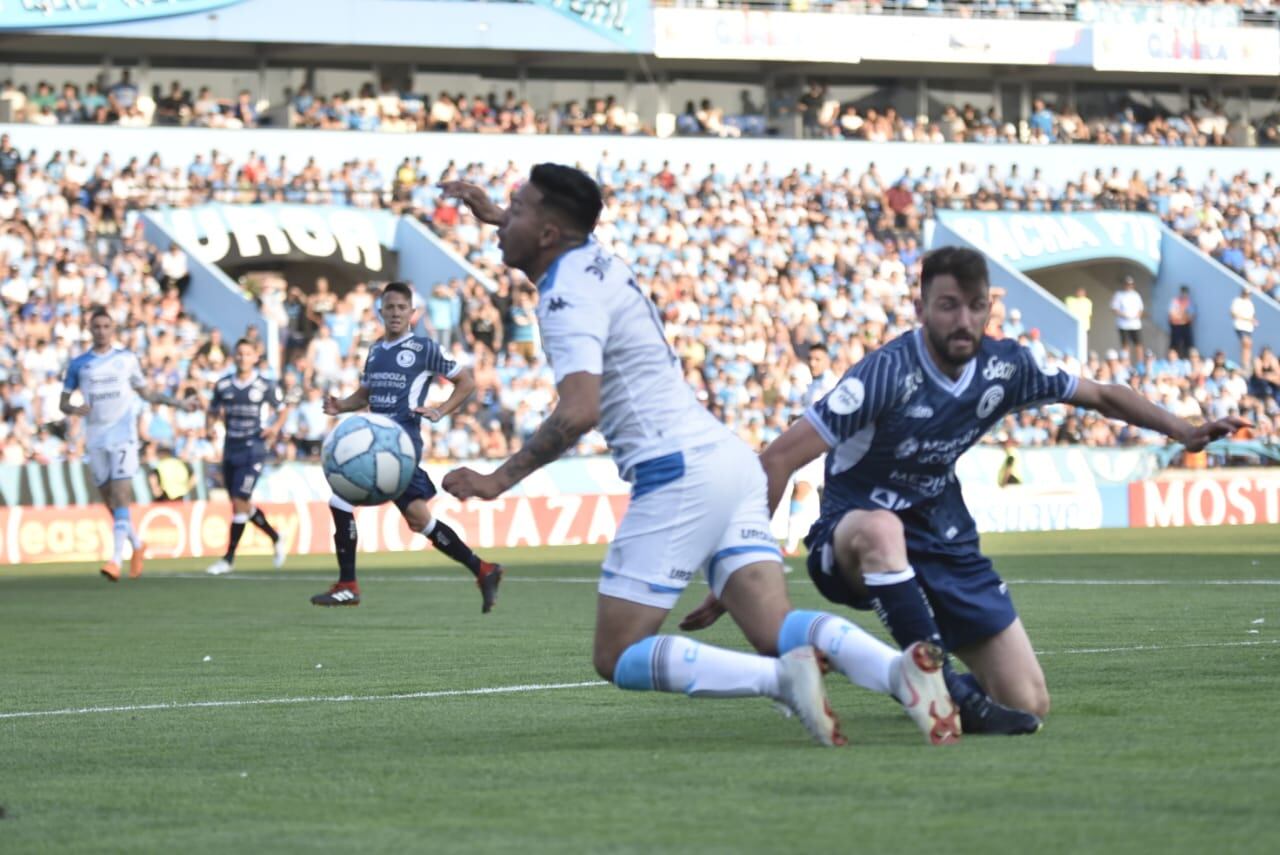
[321, 413, 417, 506]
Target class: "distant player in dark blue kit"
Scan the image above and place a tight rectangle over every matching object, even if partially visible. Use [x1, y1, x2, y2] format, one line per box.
[206, 338, 289, 576]
[683, 247, 1246, 734]
[313, 281, 503, 611]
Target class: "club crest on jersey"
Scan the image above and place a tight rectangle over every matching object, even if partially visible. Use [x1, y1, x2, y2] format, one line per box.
[983, 357, 1016, 381]
[977, 385, 1005, 418]
[396, 350, 415, 368]
[826, 377, 865, 415]
[248, 387, 264, 403]
[899, 369, 923, 404]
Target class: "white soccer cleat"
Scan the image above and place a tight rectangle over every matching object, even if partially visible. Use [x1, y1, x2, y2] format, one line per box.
[206, 559, 233, 576]
[896, 641, 962, 745]
[273, 539, 287, 570]
[776, 646, 846, 747]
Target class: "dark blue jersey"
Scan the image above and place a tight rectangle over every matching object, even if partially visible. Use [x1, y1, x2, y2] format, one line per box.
[806, 329, 1078, 547]
[211, 372, 284, 464]
[362, 333, 458, 458]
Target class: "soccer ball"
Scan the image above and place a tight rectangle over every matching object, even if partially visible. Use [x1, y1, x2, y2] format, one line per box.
[321, 413, 417, 506]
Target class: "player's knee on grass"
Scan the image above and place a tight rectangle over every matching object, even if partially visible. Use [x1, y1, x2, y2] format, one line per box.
[990, 674, 1050, 719]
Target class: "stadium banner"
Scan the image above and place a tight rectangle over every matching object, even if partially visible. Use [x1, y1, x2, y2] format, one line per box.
[1128, 471, 1280, 528]
[1075, 1, 1241, 29]
[1092, 24, 1280, 75]
[935, 212, 1163, 275]
[0, 495, 630, 566]
[652, 8, 860, 63]
[652, 9, 1090, 66]
[0, 0, 243, 30]
[146, 204, 397, 276]
[963, 484, 1129, 534]
[527, 0, 652, 52]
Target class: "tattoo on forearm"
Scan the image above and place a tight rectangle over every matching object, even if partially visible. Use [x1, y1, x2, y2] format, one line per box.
[502, 411, 581, 485]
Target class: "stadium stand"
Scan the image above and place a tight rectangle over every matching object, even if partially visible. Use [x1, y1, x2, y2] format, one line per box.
[1, 131, 1275, 473]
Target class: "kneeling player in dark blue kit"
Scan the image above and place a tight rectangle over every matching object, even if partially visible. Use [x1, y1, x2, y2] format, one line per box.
[206, 338, 290, 576]
[684, 246, 1245, 734]
[313, 281, 503, 611]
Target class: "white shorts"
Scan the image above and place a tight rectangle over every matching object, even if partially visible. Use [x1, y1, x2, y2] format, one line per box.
[88, 443, 139, 486]
[600, 440, 784, 610]
[793, 453, 826, 491]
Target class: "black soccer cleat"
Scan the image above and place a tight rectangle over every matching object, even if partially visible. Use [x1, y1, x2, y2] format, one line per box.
[477, 563, 503, 614]
[311, 582, 361, 607]
[958, 691, 1043, 735]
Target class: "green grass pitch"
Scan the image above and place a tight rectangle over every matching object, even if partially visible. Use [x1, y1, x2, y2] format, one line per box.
[1, 526, 1277, 853]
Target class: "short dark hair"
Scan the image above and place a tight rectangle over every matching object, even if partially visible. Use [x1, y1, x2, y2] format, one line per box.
[234, 338, 255, 351]
[89, 306, 111, 322]
[382, 281, 414, 302]
[920, 247, 989, 298]
[808, 342, 829, 356]
[529, 163, 602, 235]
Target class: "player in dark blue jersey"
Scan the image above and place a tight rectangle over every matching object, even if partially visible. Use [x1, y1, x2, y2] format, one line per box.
[313, 281, 502, 611]
[684, 246, 1246, 734]
[206, 339, 289, 576]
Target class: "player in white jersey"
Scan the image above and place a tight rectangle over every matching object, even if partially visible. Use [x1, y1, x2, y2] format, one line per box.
[781, 343, 838, 555]
[439, 164, 962, 746]
[60, 308, 198, 581]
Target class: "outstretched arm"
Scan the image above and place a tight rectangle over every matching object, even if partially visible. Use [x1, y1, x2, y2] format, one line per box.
[415, 367, 476, 422]
[1068, 377, 1247, 451]
[759, 418, 830, 514]
[324, 385, 370, 416]
[442, 371, 600, 500]
[437, 181, 506, 226]
[138, 386, 199, 412]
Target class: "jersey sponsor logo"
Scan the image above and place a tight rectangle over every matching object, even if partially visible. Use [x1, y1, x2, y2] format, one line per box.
[870, 486, 911, 511]
[545, 296, 569, 313]
[401, 339, 424, 352]
[368, 393, 399, 408]
[894, 437, 919, 459]
[396, 350, 415, 368]
[826, 377, 865, 415]
[888, 469, 952, 498]
[905, 404, 934, 419]
[977, 385, 1005, 419]
[367, 372, 407, 388]
[982, 357, 1017, 381]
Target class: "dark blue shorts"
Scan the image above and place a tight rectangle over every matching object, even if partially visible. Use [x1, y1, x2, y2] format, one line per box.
[394, 467, 437, 514]
[805, 517, 1018, 651]
[222, 459, 264, 499]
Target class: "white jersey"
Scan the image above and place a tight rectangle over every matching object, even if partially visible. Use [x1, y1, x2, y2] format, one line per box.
[62, 346, 145, 450]
[802, 369, 838, 408]
[535, 238, 727, 476]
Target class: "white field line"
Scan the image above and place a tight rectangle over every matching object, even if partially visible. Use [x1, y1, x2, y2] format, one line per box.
[1, 640, 1275, 722]
[161, 573, 1280, 586]
[0, 680, 607, 721]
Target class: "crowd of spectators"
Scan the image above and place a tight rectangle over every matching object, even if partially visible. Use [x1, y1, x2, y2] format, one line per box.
[0, 132, 1275, 484]
[7, 71, 1280, 149]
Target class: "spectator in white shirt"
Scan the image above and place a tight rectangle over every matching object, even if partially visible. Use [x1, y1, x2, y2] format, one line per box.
[1230, 284, 1258, 369]
[1110, 275, 1145, 364]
